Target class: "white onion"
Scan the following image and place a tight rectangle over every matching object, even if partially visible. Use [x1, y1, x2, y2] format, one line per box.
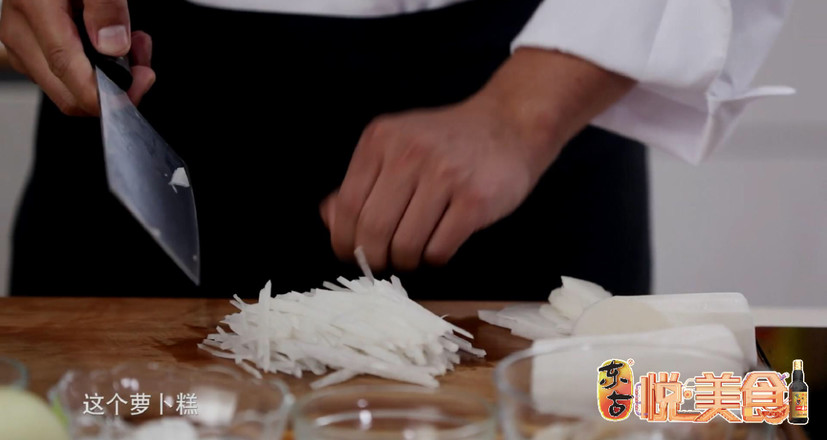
[0, 388, 69, 440]
[200, 255, 484, 388]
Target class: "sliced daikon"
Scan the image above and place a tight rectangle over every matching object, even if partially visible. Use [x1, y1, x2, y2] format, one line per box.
[479, 276, 612, 340]
[560, 276, 611, 306]
[548, 277, 611, 320]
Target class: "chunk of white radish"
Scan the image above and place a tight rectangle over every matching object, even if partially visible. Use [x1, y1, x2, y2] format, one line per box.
[530, 325, 748, 418]
[572, 292, 756, 364]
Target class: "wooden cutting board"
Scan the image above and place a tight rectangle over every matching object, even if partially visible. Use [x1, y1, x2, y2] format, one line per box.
[0, 297, 528, 399]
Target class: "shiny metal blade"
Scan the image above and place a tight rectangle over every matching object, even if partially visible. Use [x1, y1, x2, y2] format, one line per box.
[97, 68, 201, 284]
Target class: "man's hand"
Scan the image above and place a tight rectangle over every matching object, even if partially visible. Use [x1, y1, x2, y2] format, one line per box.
[0, 0, 154, 116]
[321, 48, 635, 271]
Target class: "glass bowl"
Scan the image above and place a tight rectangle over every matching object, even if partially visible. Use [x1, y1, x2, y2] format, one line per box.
[0, 356, 28, 389]
[48, 362, 293, 439]
[291, 385, 496, 440]
[495, 342, 774, 440]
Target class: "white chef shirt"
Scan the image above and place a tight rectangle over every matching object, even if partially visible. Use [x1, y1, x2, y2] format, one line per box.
[188, 0, 794, 164]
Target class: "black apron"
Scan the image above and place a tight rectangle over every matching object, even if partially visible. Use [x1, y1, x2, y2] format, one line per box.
[10, 0, 651, 300]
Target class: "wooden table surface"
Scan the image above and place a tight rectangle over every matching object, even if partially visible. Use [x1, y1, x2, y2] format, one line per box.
[0, 298, 529, 400]
[0, 297, 817, 439]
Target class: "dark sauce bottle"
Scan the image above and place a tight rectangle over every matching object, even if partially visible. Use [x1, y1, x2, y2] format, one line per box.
[788, 359, 808, 425]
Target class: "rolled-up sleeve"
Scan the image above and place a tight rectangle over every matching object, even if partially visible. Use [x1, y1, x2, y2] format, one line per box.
[511, 0, 794, 164]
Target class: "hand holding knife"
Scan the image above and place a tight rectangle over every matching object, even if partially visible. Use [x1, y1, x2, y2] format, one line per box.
[74, 12, 202, 285]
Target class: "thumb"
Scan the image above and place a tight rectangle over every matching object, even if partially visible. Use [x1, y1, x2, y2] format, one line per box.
[83, 0, 131, 56]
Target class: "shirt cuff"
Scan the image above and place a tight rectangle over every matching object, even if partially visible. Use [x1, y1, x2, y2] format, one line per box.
[511, 0, 794, 164]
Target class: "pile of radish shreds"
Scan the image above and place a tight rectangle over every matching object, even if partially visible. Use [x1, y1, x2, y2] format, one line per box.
[198, 268, 484, 389]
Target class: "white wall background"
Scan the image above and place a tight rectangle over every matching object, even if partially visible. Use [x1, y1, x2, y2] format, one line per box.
[649, 1, 827, 306]
[1, 2, 825, 305]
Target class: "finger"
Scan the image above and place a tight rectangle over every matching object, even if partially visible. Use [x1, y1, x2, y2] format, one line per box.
[390, 182, 451, 271]
[6, 51, 29, 76]
[355, 169, 417, 270]
[2, 17, 89, 116]
[126, 65, 155, 105]
[423, 199, 481, 266]
[83, 0, 131, 56]
[22, 1, 97, 114]
[129, 31, 152, 67]
[331, 127, 383, 261]
[126, 31, 155, 106]
[320, 191, 338, 230]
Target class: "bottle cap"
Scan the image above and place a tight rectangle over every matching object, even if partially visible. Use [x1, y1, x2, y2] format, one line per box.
[793, 359, 803, 370]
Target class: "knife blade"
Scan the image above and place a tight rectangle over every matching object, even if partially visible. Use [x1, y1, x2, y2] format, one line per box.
[78, 18, 201, 285]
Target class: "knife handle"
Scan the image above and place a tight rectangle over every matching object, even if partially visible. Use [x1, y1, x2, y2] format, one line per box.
[74, 14, 134, 91]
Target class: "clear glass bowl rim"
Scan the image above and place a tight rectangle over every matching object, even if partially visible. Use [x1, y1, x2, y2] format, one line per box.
[291, 384, 497, 439]
[0, 356, 29, 389]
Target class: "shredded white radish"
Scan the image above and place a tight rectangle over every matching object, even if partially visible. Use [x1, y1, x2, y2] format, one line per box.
[201, 253, 484, 388]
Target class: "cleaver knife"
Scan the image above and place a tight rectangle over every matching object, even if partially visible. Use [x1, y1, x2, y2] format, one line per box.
[78, 20, 201, 285]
